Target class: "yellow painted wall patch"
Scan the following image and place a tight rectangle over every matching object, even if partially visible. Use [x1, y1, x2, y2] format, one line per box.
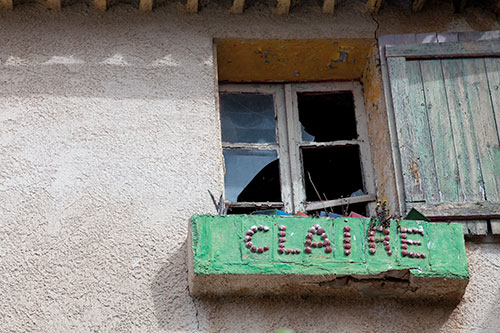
[216, 39, 373, 82]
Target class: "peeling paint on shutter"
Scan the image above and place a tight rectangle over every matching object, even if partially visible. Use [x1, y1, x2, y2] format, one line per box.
[380, 32, 500, 234]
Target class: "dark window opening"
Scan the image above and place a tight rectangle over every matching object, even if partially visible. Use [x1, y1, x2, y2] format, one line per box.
[298, 92, 358, 142]
[302, 146, 364, 202]
[235, 158, 281, 202]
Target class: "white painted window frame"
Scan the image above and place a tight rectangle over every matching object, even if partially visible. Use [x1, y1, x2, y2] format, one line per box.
[220, 82, 375, 214]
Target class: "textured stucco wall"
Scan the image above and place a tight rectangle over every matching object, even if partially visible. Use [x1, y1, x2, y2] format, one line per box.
[0, 1, 499, 332]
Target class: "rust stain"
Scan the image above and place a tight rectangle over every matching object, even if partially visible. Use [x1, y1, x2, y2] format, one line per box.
[411, 161, 422, 186]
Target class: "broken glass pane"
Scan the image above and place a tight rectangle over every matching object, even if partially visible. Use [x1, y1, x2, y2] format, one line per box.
[302, 146, 363, 201]
[298, 92, 357, 142]
[223, 149, 281, 202]
[220, 93, 276, 144]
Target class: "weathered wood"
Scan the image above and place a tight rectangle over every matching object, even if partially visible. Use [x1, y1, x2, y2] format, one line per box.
[274, 86, 294, 214]
[419, 59, 460, 202]
[139, 0, 153, 11]
[322, 0, 335, 14]
[366, 0, 383, 14]
[406, 60, 440, 204]
[300, 140, 361, 148]
[436, 32, 458, 43]
[415, 33, 437, 44]
[222, 143, 279, 150]
[446, 221, 488, 236]
[285, 84, 304, 213]
[448, 220, 487, 236]
[0, 0, 13, 9]
[462, 58, 500, 201]
[230, 0, 245, 14]
[379, 34, 419, 48]
[484, 57, 500, 197]
[378, 34, 418, 215]
[275, 0, 290, 15]
[381, 32, 500, 218]
[491, 219, 500, 235]
[186, 0, 198, 13]
[351, 82, 376, 212]
[441, 58, 484, 202]
[305, 194, 376, 211]
[407, 202, 500, 219]
[465, 220, 488, 236]
[94, 0, 107, 11]
[46, 0, 61, 10]
[389, 58, 440, 204]
[412, 0, 426, 12]
[458, 30, 500, 42]
[386, 40, 500, 58]
[456, 221, 469, 235]
[387, 58, 425, 203]
[226, 201, 283, 208]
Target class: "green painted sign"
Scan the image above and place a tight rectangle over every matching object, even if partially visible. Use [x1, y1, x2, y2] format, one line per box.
[191, 215, 468, 279]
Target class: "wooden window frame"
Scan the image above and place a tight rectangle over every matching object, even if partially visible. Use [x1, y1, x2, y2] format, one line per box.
[220, 82, 376, 214]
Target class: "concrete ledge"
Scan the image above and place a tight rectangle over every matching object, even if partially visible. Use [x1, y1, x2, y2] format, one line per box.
[189, 272, 468, 302]
[188, 215, 469, 301]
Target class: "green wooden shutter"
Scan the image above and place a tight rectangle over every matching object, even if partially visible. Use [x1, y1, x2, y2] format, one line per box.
[380, 33, 500, 235]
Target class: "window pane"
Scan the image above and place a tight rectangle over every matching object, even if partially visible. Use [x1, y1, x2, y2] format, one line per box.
[298, 92, 357, 142]
[302, 146, 364, 201]
[220, 93, 276, 144]
[223, 149, 281, 202]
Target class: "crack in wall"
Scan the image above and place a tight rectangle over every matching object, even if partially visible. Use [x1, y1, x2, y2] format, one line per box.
[370, 11, 381, 40]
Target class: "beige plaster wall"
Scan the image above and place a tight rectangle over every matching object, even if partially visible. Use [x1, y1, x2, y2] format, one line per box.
[0, 1, 499, 331]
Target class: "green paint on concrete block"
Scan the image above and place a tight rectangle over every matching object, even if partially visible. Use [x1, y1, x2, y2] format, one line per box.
[191, 215, 469, 280]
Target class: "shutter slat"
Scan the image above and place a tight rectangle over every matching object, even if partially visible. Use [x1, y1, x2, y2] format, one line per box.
[465, 220, 488, 236]
[484, 58, 500, 197]
[441, 58, 485, 202]
[406, 60, 440, 203]
[388, 57, 440, 204]
[458, 31, 500, 42]
[387, 58, 425, 202]
[386, 40, 500, 58]
[437, 32, 458, 43]
[491, 219, 500, 235]
[420, 59, 460, 202]
[462, 58, 500, 201]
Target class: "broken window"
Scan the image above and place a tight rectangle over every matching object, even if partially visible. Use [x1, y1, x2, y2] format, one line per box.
[298, 92, 358, 142]
[219, 83, 375, 214]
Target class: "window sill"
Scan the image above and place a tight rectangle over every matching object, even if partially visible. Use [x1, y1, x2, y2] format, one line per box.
[188, 215, 469, 301]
